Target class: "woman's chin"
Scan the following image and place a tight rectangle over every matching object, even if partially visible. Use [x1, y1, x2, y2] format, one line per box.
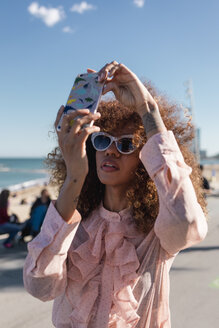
[99, 178, 118, 186]
[98, 174, 119, 186]
[98, 175, 128, 188]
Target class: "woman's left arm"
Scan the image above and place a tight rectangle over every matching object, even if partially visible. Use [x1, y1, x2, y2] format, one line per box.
[139, 131, 208, 255]
[98, 61, 208, 255]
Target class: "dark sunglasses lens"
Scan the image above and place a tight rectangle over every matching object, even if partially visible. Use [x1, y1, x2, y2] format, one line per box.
[117, 138, 134, 153]
[93, 135, 111, 150]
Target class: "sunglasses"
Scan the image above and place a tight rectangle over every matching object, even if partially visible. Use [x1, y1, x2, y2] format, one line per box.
[91, 132, 138, 154]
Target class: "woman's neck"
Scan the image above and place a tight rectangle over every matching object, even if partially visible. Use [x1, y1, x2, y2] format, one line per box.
[103, 185, 128, 212]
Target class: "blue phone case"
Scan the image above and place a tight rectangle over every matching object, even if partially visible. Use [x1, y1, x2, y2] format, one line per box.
[57, 72, 103, 131]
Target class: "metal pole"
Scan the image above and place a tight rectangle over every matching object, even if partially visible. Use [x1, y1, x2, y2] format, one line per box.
[185, 79, 200, 162]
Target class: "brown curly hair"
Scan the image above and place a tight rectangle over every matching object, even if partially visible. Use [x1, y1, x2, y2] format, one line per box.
[46, 83, 207, 234]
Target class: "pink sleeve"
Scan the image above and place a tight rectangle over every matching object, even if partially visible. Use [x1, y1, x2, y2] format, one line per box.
[23, 201, 81, 301]
[139, 130, 208, 256]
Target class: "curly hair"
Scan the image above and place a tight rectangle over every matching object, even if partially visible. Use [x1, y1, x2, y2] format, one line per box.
[46, 83, 207, 234]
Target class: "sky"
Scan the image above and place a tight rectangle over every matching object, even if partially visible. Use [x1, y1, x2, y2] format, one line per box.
[0, 0, 218, 158]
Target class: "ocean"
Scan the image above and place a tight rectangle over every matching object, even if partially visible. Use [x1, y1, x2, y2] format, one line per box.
[0, 158, 50, 191]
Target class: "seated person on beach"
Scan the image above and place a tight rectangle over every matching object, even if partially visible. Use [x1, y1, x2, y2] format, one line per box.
[21, 189, 51, 239]
[200, 164, 211, 196]
[24, 62, 208, 327]
[0, 189, 25, 248]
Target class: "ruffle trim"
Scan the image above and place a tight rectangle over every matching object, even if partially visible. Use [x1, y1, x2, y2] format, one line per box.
[67, 205, 143, 327]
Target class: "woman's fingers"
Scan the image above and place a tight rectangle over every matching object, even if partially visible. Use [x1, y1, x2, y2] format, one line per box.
[102, 81, 115, 94]
[59, 113, 71, 135]
[54, 106, 65, 129]
[57, 109, 90, 136]
[108, 62, 121, 78]
[78, 125, 100, 144]
[69, 112, 101, 138]
[99, 62, 135, 84]
[98, 61, 120, 82]
[57, 109, 100, 139]
[102, 81, 119, 97]
[87, 68, 96, 73]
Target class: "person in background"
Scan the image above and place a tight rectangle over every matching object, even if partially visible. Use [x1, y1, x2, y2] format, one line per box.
[20, 189, 51, 240]
[200, 164, 211, 197]
[30, 188, 51, 236]
[30, 189, 51, 217]
[0, 189, 24, 248]
[24, 62, 208, 327]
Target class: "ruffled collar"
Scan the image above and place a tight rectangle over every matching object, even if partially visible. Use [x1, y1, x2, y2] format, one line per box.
[98, 202, 132, 222]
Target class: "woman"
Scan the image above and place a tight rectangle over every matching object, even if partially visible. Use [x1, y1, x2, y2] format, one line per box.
[23, 62, 208, 327]
[0, 189, 23, 248]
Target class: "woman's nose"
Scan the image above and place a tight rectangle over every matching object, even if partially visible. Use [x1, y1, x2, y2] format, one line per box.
[104, 142, 120, 157]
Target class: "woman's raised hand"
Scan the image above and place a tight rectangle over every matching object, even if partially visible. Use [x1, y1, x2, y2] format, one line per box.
[91, 61, 158, 116]
[88, 62, 166, 139]
[55, 106, 100, 181]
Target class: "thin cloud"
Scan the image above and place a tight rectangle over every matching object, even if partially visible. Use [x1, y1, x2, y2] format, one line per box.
[70, 1, 96, 14]
[133, 0, 145, 8]
[28, 2, 65, 27]
[62, 26, 75, 34]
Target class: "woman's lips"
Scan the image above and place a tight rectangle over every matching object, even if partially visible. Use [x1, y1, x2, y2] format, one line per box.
[101, 160, 119, 172]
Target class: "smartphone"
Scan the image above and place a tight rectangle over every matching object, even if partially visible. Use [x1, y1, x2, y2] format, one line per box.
[57, 72, 103, 131]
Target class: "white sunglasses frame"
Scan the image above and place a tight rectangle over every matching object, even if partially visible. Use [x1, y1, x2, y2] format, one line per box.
[91, 132, 137, 154]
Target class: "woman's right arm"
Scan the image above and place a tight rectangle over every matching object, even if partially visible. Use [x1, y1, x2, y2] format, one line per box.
[23, 107, 101, 301]
[55, 106, 101, 223]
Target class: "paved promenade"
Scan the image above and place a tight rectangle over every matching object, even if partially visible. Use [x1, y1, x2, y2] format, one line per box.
[0, 196, 218, 327]
[170, 196, 219, 327]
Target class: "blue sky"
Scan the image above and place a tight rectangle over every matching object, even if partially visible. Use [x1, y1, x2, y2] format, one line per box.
[0, 0, 218, 157]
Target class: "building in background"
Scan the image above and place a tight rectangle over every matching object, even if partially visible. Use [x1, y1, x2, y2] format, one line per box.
[200, 149, 207, 160]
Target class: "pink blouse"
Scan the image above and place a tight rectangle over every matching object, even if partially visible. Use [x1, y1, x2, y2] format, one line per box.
[23, 131, 208, 328]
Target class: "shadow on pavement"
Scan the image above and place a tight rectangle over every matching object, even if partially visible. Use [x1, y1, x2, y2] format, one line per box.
[0, 242, 28, 289]
[170, 266, 207, 272]
[208, 194, 219, 198]
[0, 267, 24, 289]
[181, 246, 219, 253]
[0, 242, 27, 260]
